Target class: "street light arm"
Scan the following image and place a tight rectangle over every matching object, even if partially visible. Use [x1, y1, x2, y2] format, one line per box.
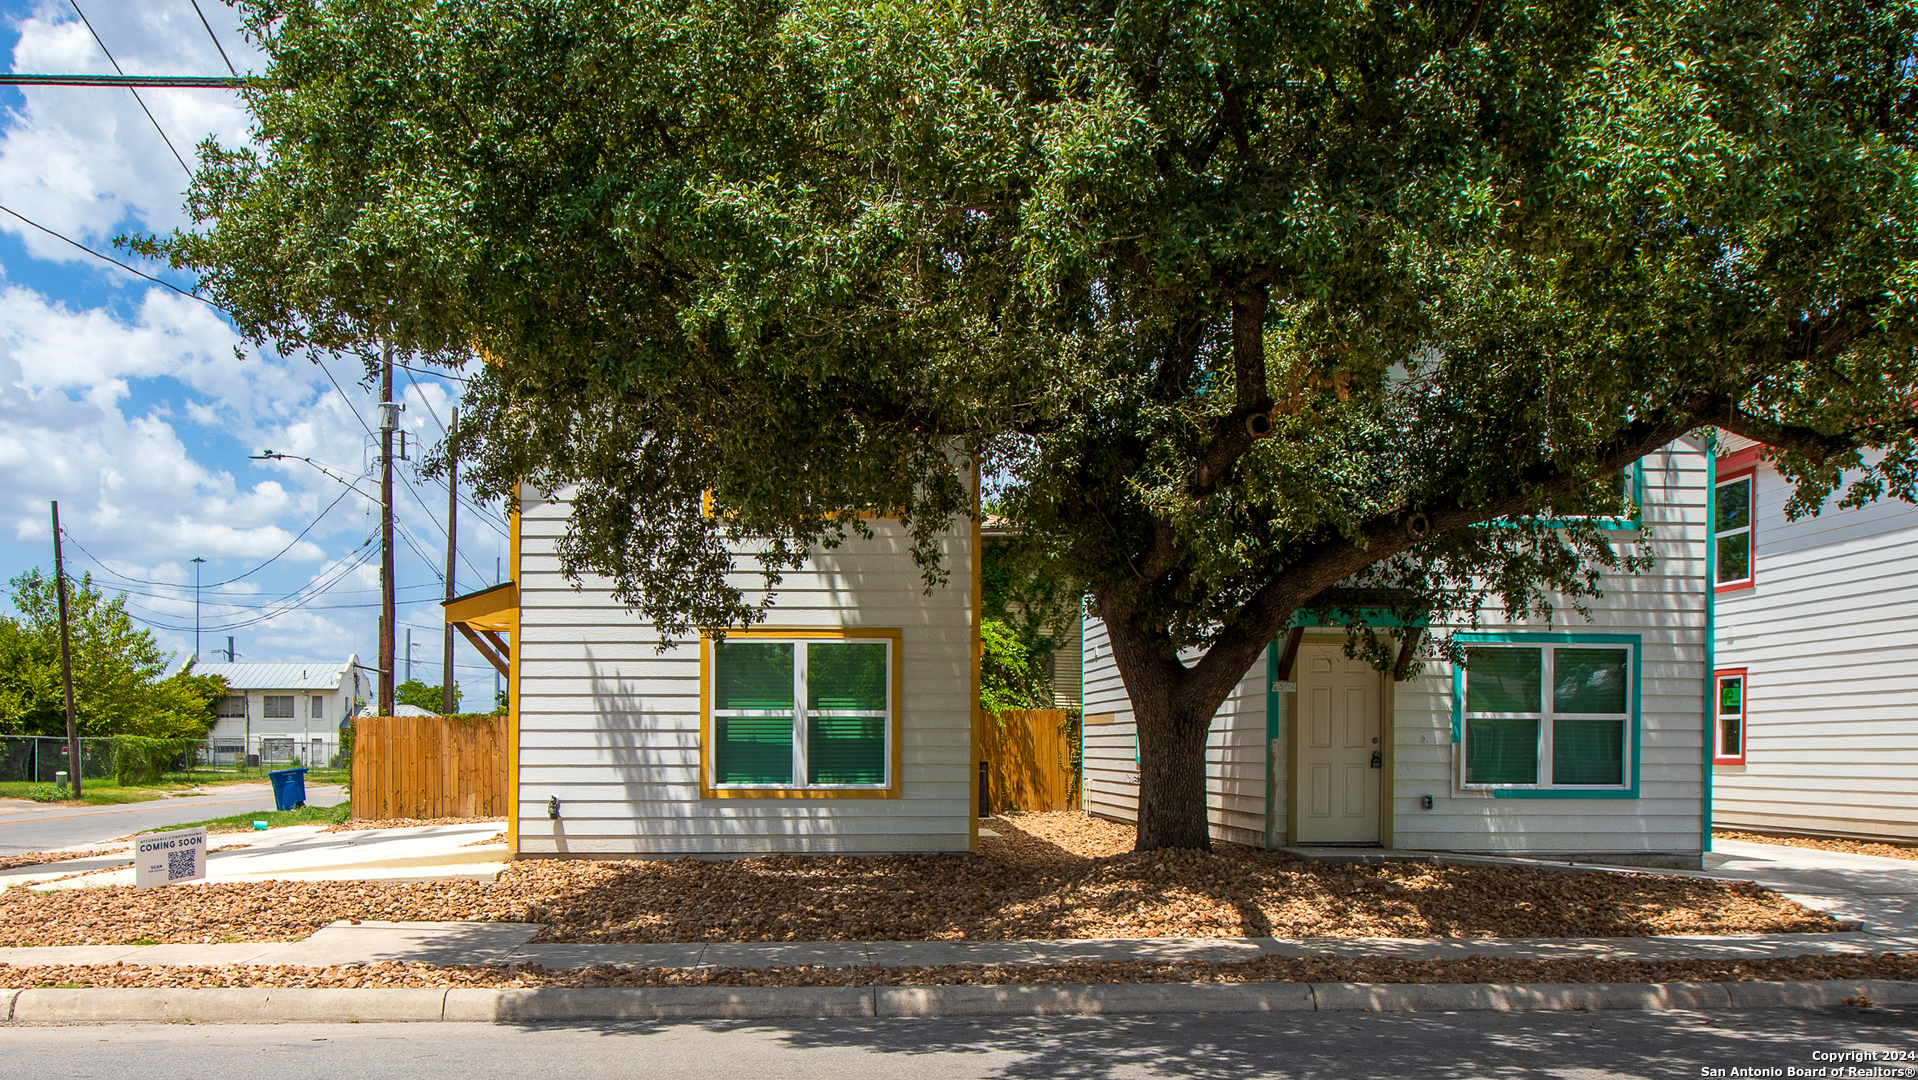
[251, 451, 384, 505]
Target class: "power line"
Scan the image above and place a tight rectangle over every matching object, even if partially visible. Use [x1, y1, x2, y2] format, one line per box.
[0, 203, 212, 303]
[187, 0, 237, 76]
[119, 537, 380, 633]
[58, 486, 356, 590]
[66, 0, 194, 175]
[0, 74, 240, 87]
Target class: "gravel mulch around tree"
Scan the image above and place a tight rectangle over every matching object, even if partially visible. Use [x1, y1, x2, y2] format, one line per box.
[0, 813, 1842, 948]
[322, 816, 506, 833]
[1717, 829, 1918, 863]
[2, 953, 1914, 990]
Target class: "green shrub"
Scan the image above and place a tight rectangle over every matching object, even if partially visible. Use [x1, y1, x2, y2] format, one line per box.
[112, 735, 188, 785]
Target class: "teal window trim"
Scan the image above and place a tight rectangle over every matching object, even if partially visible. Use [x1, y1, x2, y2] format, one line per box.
[710, 637, 893, 790]
[1288, 608, 1429, 630]
[1449, 631, 1642, 800]
[1488, 459, 1646, 532]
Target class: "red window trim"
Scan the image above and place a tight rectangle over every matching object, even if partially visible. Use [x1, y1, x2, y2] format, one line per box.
[1713, 466, 1758, 594]
[1713, 667, 1748, 765]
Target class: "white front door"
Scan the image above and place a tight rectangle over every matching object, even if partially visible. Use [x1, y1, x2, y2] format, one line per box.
[1294, 646, 1382, 844]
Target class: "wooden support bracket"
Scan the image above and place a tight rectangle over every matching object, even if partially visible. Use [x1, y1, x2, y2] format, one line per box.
[1393, 627, 1426, 682]
[456, 623, 511, 678]
[1276, 626, 1305, 680]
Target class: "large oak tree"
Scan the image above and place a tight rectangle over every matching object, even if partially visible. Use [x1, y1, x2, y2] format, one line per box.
[158, 0, 1918, 848]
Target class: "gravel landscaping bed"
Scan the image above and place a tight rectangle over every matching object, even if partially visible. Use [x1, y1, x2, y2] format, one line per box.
[3, 952, 1914, 990]
[1717, 829, 1918, 863]
[0, 813, 1841, 947]
[0, 849, 124, 873]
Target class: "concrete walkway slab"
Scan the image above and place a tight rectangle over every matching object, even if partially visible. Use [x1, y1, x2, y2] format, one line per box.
[863, 940, 1043, 967]
[1026, 937, 1267, 964]
[697, 942, 873, 968]
[244, 921, 542, 967]
[506, 944, 710, 970]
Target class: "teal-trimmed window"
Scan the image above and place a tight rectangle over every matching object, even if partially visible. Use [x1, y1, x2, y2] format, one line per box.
[1460, 642, 1634, 790]
[710, 637, 891, 789]
[1504, 461, 1644, 531]
[1714, 473, 1754, 588]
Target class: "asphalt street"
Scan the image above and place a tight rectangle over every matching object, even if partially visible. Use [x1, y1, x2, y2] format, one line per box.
[0, 784, 345, 854]
[1, 1006, 1913, 1079]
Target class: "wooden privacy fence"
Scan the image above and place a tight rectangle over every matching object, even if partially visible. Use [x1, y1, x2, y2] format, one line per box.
[981, 708, 1079, 813]
[350, 715, 508, 820]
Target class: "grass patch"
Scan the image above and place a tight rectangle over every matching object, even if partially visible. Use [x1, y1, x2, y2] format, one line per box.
[142, 802, 350, 834]
[0, 768, 349, 808]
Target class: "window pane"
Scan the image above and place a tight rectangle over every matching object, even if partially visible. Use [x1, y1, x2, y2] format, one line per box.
[807, 716, 886, 785]
[1554, 649, 1629, 714]
[1466, 717, 1539, 784]
[1720, 714, 1742, 758]
[807, 642, 887, 711]
[1466, 648, 1542, 713]
[714, 716, 793, 784]
[1718, 677, 1743, 717]
[1715, 478, 1751, 533]
[1716, 533, 1751, 583]
[1553, 719, 1625, 784]
[714, 643, 794, 709]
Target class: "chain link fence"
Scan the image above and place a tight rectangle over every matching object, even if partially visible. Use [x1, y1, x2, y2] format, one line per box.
[0, 734, 343, 787]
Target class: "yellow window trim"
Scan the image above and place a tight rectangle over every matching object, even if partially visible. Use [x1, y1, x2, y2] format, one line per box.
[698, 627, 904, 800]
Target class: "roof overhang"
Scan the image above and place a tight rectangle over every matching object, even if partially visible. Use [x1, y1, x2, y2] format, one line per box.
[443, 581, 516, 678]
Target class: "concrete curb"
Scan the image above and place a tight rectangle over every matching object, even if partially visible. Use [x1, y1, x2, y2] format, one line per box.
[5, 980, 1914, 1024]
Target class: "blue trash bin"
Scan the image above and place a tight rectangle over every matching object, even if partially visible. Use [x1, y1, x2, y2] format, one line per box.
[268, 767, 308, 811]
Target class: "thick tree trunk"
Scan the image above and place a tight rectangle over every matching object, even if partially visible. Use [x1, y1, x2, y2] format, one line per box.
[1099, 603, 1256, 852]
[1133, 692, 1215, 851]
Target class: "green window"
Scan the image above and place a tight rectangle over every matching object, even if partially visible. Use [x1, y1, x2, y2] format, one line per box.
[1715, 475, 1753, 586]
[1462, 644, 1632, 788]
[710, 638, 891, 788]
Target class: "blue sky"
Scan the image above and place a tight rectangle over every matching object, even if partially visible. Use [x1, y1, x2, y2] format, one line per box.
[0, 0, 506, 707]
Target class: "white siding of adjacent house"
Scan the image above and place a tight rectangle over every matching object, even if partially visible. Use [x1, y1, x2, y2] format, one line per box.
[1713, 459, 1918, 841]
[1084, 439, 1710, 858]
[513, 490, 976, 856]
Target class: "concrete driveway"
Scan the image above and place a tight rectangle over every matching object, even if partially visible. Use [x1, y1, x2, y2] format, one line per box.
[1705, 837, 1918, 937]
[0, 783, 346, 855]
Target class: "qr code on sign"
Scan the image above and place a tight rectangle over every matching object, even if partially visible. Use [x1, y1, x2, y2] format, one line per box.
[167, 849, 196, 880]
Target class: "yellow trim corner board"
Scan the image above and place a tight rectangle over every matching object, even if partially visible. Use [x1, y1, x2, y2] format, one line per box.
[698, 627, 905, 800]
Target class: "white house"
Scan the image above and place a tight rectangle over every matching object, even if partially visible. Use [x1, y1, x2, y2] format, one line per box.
[1083, 439, 1714, 868]
[194, 658, 364, 767]
[1710, 437, 1918, 842]
[446, 487, 979, 859]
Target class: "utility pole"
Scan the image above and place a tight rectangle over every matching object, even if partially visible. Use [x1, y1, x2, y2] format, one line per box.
[443, 409, 458, 715]
[226, 635, 235, 662]
[378, 342, 397, 716]
[190, 556, 206, 660]
[50, 502, 80, 798]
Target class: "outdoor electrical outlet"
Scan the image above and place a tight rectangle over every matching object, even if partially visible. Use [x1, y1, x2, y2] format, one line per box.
[1421, 794, 1435, 810]
[548, 796, 561, 819]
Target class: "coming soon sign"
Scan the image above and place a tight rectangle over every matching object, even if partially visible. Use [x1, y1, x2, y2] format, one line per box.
[134, 827, 207, 889]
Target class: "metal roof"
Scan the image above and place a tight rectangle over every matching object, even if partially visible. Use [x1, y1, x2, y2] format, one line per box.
[190, 657, 359, 691]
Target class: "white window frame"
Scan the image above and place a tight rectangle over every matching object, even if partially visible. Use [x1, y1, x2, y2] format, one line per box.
[1459, 642, 1635, 791]
[262, 695, 295, 719]
[706, 636, 894, 792]
[310, 695, 325, 720]
[1714, 473, 1755, 588]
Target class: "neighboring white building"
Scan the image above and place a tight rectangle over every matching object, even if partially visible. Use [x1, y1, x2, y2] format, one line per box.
[194, 657, 364, 767]
[1710, 438, 1918, 842]
[448, 487, 979, 859]
[1083, 439, 1714, 868]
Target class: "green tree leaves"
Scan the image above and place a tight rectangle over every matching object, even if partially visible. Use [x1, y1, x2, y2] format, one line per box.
[0, 570, 224, 739]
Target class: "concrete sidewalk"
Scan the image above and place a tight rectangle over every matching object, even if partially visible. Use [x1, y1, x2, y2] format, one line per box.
[1, 921, 1914, 972]
[0, 821, 507, 892]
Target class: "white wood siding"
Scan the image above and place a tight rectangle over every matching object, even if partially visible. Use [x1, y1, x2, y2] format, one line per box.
[514, 491, 975, 856]
[1084, 440, 1710, 858]
[1713, 458, 1918, 841]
